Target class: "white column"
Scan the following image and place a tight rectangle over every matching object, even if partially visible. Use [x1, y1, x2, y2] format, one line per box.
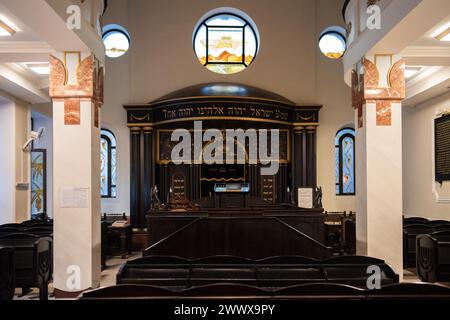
[353, 55, 405, 277]
[49, 52, 103, 296]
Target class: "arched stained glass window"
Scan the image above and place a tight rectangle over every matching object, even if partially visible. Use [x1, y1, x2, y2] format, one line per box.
[101, 129, 117, 198]
[335, 128, 355, 195]
[193, 11, 259, 74]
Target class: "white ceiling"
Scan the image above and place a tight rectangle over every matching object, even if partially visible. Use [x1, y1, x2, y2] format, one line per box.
[402, 13, 450, 106]
[0, 4, 43, 42]
[411, 14, 450, 48]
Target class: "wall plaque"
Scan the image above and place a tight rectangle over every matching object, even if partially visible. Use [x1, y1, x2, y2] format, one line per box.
[298, 187, 313, 209]
[435, 114, 450, 183]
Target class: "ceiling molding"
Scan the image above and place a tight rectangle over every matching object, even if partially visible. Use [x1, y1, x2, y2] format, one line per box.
[401, 46, 450, 57]
[404, 66, 450, 107]
[0, 41, 53, 53]
[0, 63, 49, 104]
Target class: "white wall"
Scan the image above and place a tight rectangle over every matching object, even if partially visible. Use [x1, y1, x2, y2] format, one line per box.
[315, 0, 356, 212]
[32, 112, 54, 218]
[0, 92, 30, 224]
[0, 97, 15, 224]
[403, 91, 450, 220]
[101, 0, 356, 214]
[101, 0, 131, 215]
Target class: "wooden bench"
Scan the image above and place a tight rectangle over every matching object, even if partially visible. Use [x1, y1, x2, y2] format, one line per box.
[417, 231, 450, 283]
[0, 247, 15, 301]
[78, 282, 450, 300]
[117, 255, 398, 290]
[0, 234, 52, 300]
[403, 224, 434, 268]
[403, 217, 430, 226]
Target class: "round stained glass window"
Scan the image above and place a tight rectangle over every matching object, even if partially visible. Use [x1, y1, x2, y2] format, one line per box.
[318, 27, 347, 60]
[193, 11, 259, 75]
[103, 24, 130, 58]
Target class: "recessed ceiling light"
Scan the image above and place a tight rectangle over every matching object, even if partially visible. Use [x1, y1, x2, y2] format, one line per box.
[0, 19, 15, 36]
[25, 63, 50, 75]
[404, 66, 423, 79]
[435, 27, 450, 42]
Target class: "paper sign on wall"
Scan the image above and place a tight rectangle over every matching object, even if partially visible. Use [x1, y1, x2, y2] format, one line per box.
[298, 187, 313, 209]
[60, 187, 89, 208]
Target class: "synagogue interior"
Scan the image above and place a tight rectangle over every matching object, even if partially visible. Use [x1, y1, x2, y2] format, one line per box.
[1, 0, 450, 305]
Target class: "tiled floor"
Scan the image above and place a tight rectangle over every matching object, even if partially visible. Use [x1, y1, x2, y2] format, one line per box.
[13, 257, 448, 300]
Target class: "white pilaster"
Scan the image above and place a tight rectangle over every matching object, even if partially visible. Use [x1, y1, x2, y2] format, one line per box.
[50, 51, 103, 296]
[352, 55, 405, 278]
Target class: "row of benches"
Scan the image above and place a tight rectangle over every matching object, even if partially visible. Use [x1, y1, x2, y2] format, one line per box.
[116, 255, 399, 290]
[403, 218, 450, 268]
[0, 219, 53, 300]
[79, 282, 450, 300]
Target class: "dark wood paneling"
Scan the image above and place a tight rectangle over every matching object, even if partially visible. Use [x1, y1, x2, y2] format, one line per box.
[147, 207, 325, 246]
[144, 216, 330, 260]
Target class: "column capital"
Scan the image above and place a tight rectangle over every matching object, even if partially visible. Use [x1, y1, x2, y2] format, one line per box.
[352, 56, 405, 108]
[352, 55, 405, 127]
[142, 126, 153, 133]
[130, 127, 142, 134]
[49, 52, 104, 105]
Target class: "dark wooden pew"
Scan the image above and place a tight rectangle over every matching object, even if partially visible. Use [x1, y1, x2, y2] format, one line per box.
[417, 231, 450, 283]
[274, 283, 366, 300]
[403, 224, 433, 268]
[101, 220, 108, 269]
[429, 220, 450, 227]
[367, 282, 450, 300]
[21, 219, 53, 226]
[0, 247, 15, 301]
[321, 256, 399, 287]
[403, 217, 430, 226]
[117, 255, 398, 289]
[0, 234, 52, 300]
[22, 227, 53, 237]
[78, 282, 450, 300]
[0, 224, 23, 229]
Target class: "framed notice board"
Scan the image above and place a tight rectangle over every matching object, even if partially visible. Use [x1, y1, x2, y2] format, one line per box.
[435, 114, 450, 183]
